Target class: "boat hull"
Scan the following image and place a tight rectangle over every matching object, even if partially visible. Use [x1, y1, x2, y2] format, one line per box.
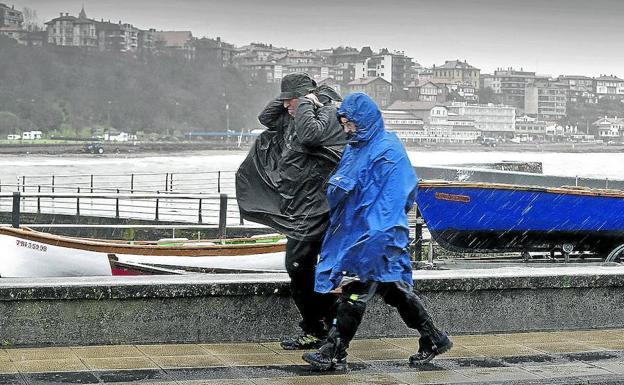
[416, 181, 624, 253]
[0, 228, 286, 278]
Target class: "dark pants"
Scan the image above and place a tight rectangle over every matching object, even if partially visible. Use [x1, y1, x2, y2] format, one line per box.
[285, 237, 337, 337]
[333, 280, 439, 348]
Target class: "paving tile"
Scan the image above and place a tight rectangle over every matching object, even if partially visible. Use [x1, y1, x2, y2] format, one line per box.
[439, 346, 480, 359]
[452, 334, 511, 346]
[0, 351, 9, 363]
[14, 357, 88, 373]
[553, 330, 622, 342]
[465, 343, 542, 357]
[83, 356, 160, 370]
[6, 347, 78, 361]
[217, 353, 297, 366]
[350, 347, 410, 361]
[138, 344, 207, 357]
[71, 345, 145, 359]
[200, 343, 274, 355]
[381, 337, 421, 351]
[0, 361, 18, 374]
[593, 360, 624, 374]
[584, 339, 624, 350]
[151, 355, 225, 369]
[458, 366, 541, 381]
[260, 342, 291, 353]
[497, 331, 576, 344]
[390, 370, 473, 384]
[348, 339, 396, 350]
[525, 341, 598, 354]
[523, 362, 613, 379]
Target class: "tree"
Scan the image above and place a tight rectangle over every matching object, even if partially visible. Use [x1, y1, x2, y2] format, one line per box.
[478, 86, 501, 104]
[22, 7, 42, 32]
[0, 111, 21, 136]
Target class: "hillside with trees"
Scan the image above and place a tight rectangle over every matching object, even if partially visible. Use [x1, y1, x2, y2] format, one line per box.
[0, 36, 277, 138]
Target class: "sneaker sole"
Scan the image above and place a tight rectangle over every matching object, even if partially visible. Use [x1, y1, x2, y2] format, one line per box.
[409, 340, 454, 366]
[302, 354, 347, 372]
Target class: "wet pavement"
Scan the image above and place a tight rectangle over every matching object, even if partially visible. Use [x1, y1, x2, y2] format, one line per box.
[1, 329, 624, 384]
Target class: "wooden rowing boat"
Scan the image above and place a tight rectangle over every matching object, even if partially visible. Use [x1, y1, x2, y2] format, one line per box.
[0, 227, 286, 278]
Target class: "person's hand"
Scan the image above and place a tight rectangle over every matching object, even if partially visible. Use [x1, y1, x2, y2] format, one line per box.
[305, 93, 323, 107]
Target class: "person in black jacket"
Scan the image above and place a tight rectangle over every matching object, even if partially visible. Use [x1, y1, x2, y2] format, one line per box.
[236, 73, 347, 350]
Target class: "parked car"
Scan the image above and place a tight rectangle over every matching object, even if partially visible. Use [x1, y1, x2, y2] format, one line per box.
[480, 137, 497, 147]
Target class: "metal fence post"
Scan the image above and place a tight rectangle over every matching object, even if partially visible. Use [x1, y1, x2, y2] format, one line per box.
[22, 176, 25, 192]
[37, 185, 41, 214]
[217, 171, 221, 193]
[414, 207, 423, 261]
[155, 191, 160, 221]
[115, 189, 120, 218]
[90, 174, 94, 193]
[198, 198, 203, 224]
[165, 173, 169, 192]
[169, 174, 173, 192]
[130, 174, 134, 194]
[51, 175, 55, 193]
[218, 193, 227, 239]
[12, 192, 20, 228]
[76, 187, 80, 217]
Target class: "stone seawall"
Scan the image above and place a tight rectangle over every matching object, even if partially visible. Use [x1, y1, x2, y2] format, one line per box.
[0, 266, 623, 347]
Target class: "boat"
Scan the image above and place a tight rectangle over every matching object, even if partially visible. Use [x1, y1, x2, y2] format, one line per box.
[0, 226, 286, 278]
[416, 180, 624, 258]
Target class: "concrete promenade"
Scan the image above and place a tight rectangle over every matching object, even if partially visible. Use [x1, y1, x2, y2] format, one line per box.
[1, 329, 624, 384]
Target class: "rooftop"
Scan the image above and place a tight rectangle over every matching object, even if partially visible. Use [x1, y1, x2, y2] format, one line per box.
[348, 76, 392, 86]
[435, 60, 480, 71]
[387, 100, 440, 111]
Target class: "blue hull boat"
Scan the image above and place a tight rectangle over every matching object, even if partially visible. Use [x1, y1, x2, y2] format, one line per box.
[416, 181, 624, 256]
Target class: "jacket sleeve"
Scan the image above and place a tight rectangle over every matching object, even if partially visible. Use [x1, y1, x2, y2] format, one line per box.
[294, 98, 339, 146]
[258, 99, 287, 132]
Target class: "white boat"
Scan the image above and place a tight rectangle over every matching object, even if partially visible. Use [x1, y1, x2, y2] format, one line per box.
[0, 227, 286, 278]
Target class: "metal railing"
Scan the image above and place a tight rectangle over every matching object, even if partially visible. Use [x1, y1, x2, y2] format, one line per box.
[5, 171, 237, 195]
[6, 191, 243, 238]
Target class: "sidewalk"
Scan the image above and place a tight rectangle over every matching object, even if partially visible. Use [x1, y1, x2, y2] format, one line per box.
[1, 329, 624, 384]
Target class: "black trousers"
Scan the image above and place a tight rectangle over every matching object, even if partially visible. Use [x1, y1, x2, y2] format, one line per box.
[333, 280, 438, 347]
[285, 237, 337, 336]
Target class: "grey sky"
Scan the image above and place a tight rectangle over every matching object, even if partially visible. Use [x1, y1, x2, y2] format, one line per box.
[12, 0, 624, 78]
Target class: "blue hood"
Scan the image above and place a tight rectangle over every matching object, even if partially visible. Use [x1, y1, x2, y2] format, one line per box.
[337, 93, 384, 143]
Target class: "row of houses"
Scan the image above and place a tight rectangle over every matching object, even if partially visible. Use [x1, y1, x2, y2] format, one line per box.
[382, 99, 624, 144]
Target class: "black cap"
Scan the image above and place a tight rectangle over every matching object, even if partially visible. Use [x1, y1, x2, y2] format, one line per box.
[278, 73, 317, 100]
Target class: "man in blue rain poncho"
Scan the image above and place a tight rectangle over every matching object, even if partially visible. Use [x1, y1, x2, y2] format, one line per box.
[302, 93, 452, 371]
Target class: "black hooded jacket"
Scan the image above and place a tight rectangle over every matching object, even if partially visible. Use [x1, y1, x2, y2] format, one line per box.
[236, 98, 347, 241]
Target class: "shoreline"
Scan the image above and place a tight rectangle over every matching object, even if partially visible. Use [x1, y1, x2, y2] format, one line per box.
[0, 141, 622, 156]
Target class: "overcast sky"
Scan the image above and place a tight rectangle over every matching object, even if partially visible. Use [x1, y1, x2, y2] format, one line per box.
[12, 0, 624, 78]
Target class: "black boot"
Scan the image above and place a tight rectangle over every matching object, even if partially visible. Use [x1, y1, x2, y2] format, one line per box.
[409, 331, 453, 366]
[302, 339, 347, 371]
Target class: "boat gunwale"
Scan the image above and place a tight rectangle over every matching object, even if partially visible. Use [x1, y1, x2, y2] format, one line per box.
[0, 227, 286, 257]
[418, 180, 624, 199]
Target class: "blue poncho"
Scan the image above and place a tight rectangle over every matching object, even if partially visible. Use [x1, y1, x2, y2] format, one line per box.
[315, 93, 417, 293]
